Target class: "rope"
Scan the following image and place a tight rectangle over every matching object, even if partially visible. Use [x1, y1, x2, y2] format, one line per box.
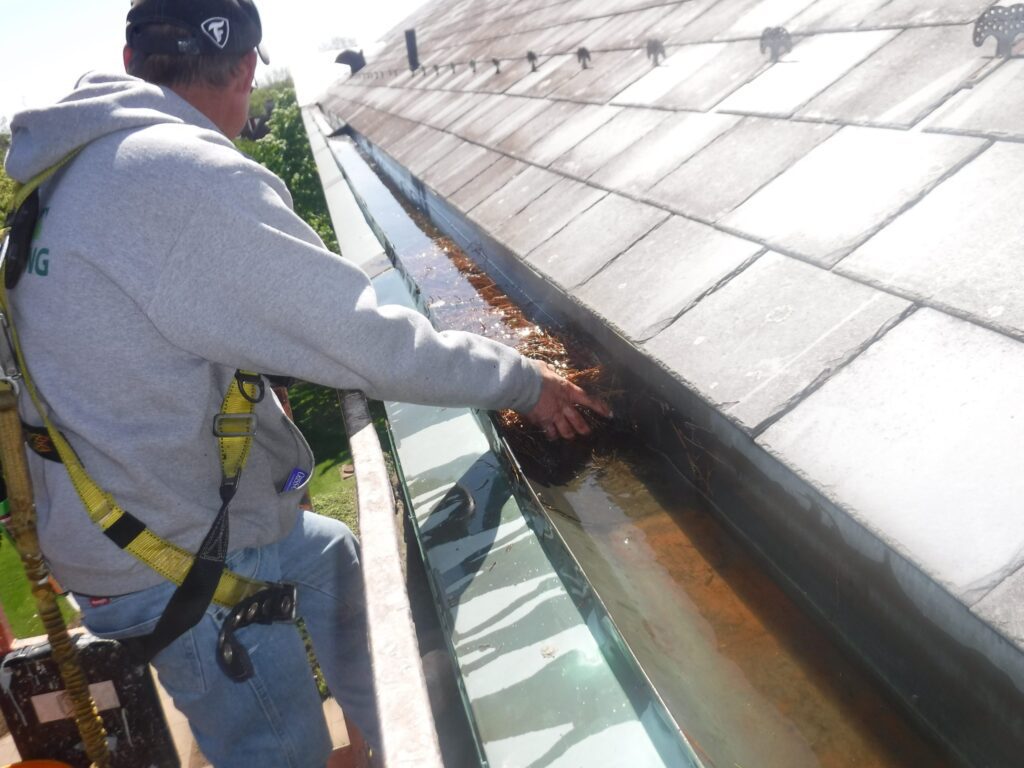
[0, 382, 111, 768]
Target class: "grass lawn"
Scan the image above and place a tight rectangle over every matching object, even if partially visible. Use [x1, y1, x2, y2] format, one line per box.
[0, 526, 78, 638]
[286, 383, 358, 534]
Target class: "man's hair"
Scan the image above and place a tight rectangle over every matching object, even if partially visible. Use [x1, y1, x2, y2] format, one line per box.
[127, 24, 246, 88]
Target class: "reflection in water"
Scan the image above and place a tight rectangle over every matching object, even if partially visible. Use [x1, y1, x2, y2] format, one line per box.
[537, 444, 951, 768]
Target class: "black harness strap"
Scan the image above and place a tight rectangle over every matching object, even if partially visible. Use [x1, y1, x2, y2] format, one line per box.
[123, 485, 235, 666]
[22, 422, 62, 463]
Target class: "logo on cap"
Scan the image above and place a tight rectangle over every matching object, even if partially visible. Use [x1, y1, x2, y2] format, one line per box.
[201, 17, 230, 49]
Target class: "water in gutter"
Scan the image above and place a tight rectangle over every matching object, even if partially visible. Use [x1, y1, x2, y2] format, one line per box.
[369, 267, 698, 768]
[326, 135, 958, 768]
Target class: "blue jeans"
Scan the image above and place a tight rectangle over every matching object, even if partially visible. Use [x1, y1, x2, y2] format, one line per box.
[78, 510, 379, 768]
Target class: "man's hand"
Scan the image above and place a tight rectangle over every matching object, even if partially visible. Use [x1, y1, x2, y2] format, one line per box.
[522, 361, 613, 440]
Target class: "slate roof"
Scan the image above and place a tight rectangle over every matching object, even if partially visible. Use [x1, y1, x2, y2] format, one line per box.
[316, 0, 1024, 691]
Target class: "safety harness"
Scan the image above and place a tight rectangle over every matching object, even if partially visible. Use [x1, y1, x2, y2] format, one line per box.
[0, 152, 296, 681]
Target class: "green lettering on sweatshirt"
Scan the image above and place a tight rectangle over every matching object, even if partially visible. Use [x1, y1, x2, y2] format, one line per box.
[28, 247, 50, 276]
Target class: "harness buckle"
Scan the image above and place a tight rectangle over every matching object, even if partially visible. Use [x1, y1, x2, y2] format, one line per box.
[212, 413, 258, 438]
[0, 311, 23, 393]
[0, 374, 20, 396]
[216, 583, 298, 681]
[234, 371, 265, 404]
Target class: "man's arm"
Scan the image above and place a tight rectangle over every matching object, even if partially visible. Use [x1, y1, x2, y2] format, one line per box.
[146, 165, 606, 432]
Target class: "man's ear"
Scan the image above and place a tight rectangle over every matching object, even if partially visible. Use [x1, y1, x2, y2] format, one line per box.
[237, 50, 258, 92]
[123, 45, 134, 73]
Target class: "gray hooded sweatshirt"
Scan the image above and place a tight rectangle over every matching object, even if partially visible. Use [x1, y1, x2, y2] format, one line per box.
[5, 72, 541, 596]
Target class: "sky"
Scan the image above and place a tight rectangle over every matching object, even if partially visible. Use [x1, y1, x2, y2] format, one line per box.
[0, 0, 429, 122]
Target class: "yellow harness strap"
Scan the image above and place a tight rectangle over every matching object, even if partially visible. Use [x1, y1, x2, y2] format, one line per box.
[8, 149, 83, 214]
[0, 154, 266, 608]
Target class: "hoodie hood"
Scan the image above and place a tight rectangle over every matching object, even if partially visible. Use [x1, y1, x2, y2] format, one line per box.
[5, 72, 221, 182]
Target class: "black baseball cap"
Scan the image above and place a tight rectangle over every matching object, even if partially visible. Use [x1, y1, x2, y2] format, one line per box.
[127, 0, 270, 64]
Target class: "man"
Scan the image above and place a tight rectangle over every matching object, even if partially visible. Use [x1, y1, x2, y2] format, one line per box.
[2, 0, 607, 765]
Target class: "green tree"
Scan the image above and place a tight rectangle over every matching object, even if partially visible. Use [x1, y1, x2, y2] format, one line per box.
[235, 84, 338, 253]
[249, 71, 293, 117]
